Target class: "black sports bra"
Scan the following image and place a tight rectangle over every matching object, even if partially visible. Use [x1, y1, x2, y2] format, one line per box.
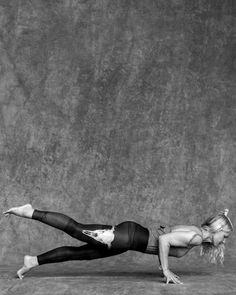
[187, 233, 202, 248]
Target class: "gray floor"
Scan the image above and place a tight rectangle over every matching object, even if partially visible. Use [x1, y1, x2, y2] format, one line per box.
[1, 260, 236, 295]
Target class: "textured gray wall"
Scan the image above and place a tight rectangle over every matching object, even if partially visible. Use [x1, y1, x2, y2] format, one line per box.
[0, 0, 235, 266]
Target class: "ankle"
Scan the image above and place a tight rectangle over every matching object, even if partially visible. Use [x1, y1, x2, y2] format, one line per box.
[23, 204, 34, 219]
[34, 256, 39, 266]
[25, 255, 39, 267]
[28, 208, 34, 219]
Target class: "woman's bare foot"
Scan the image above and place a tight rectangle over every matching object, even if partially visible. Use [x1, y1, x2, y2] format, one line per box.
[3, 204, 34, 219]
[17, 255, 39, 279]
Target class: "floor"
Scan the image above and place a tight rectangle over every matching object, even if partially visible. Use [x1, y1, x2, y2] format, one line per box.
[1, 259, 236, 295]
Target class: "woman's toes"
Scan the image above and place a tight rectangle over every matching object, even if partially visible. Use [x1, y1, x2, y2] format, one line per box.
[17, 268, 26, 280]
[3, 209, 12, 215]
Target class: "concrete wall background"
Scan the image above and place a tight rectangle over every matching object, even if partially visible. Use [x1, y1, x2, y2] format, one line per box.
[0, 0, 235, 266]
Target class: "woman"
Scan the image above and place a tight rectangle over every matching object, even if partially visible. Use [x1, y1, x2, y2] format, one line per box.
[3, 205, 233, 284]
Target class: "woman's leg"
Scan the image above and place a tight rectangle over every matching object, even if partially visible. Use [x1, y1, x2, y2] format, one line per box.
[37, 244, 127, 264]
[17, 244, 127, 279]
[3, 204, 115, 248]
[32, 209, 115, 248]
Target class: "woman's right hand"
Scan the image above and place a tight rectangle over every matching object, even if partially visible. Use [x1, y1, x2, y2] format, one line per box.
[163, 269, 183, 284]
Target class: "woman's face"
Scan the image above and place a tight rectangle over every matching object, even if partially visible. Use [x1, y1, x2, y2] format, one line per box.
[212, 229, 231, 247]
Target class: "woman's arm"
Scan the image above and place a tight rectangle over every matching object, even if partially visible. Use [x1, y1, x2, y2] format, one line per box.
[159, 231, 202, 284]
[157, 245, 191, 271]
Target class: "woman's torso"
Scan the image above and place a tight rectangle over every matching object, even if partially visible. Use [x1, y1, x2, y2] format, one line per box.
[145, 224, 202, 255]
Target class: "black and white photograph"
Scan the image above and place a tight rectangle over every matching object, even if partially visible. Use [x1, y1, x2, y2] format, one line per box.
[0, 1, 235, 294]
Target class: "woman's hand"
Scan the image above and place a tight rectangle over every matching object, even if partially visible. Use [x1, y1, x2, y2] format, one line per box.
[163, 269, 183, 284]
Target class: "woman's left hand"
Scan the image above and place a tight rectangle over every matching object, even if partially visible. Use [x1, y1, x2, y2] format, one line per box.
[163, 269, 183, 284]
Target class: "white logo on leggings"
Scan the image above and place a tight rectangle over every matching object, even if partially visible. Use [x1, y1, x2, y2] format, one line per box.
[82, 226, 115, 249]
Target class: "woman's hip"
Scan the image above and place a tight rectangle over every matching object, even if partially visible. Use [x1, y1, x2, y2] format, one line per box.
[112, 221, 149, 252]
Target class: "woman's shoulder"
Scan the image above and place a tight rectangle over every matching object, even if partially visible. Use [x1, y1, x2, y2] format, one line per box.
[170, 225, 203, 246]
[170, 224, 201, 234]
[148, 223, 202, 238]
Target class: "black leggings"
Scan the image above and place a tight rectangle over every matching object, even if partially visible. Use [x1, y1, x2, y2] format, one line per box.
[32, 210, 149, 265]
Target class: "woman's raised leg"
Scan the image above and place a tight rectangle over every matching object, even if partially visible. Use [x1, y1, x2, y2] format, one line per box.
[3, 204, 115, 248]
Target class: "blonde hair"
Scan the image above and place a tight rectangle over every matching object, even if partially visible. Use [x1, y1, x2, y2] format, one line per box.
[200, 242, 225, 264]
[200, 209, 233, 264]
